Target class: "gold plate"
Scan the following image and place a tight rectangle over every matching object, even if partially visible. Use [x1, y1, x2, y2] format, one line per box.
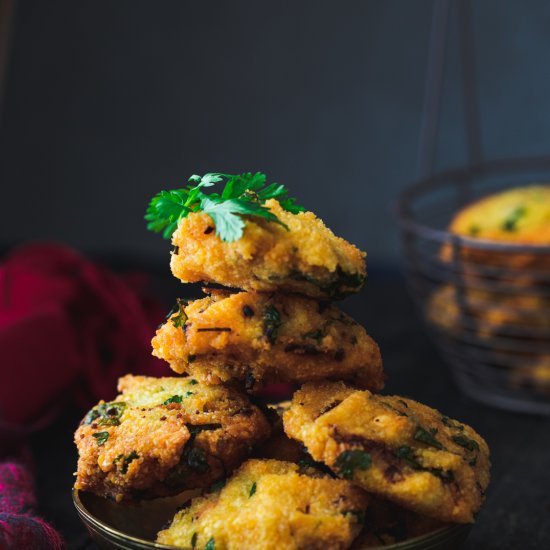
[73, 489, 472, 550]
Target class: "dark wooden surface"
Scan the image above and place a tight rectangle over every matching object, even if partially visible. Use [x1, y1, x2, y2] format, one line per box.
[31, 269, 550, 550]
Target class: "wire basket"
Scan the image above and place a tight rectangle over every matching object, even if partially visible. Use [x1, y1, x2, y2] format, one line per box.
[396, 157, 550, 415]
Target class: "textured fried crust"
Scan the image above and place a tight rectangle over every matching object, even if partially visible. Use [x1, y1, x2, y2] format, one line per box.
[283, 382, 490, 523]
[352, 496, 446, 548]
[441, 184, 550, 272]
[427, 284, 550, 339]
[157, 459, 368, 550]
[152, 289, 383, 391]
[170, 199, 366, 299]
[74, 376, 270, 502]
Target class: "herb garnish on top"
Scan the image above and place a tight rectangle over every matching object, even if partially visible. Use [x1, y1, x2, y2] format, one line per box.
[145, 172, 304, 242]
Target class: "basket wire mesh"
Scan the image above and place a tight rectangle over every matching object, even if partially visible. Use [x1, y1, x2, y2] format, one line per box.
[397, 0, 550, 415]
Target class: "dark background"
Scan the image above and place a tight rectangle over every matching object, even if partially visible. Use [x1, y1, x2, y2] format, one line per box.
[2, 0, 550, 265]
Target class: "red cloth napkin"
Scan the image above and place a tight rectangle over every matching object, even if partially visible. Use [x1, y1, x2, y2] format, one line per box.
[0, 242, 168, 548]
[0, 243, 166, 430]
[0, 453, 65, 550]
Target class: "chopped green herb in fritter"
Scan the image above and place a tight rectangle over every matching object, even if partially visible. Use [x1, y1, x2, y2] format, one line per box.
[334, 450, 372, 479]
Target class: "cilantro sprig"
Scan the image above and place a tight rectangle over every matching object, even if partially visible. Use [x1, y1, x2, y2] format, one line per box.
[145, 172, 304, 242]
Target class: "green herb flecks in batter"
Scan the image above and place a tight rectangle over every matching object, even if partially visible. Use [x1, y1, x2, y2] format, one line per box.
[145, 172, 304, 242]
[84, 402, 127, 427]
[249, 481, 257, 497]
[209, 479, 226, 493]
[468, 224, 481, 236]
[395, 446, 454, 482]
[441, 415, 464, 431]
[380, 401, 408, 417]
[187, 424, 222, 437]
[452, 434, 480, 452]
[171, 299, 188, 328]
[414, 426, 443, 450]
[334, 450, 372, 479]
[263, 305, 281, 343]
[502, 206, 527, 232]
[92, 431, 109, 446]
[163, 395, 183, 405]
[114, 451, 139, 474]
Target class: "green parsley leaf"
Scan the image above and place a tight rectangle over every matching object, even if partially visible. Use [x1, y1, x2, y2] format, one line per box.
[145, 172, 304, 242]
[92, 431, 109, 446]
[145, 189, 191, 239]
[204, 538, 215, 550]
[249, 481, 257, 497]
[334, 450, 372, 479]
[189, 173, 223, 186]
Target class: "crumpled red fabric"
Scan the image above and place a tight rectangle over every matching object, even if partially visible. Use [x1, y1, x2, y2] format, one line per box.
[0, 243, 166, 431]
[0, 243, 167, 548]
[0, 452, 65, 550]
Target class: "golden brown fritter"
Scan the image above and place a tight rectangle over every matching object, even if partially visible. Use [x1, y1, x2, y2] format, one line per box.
[74, 375, 270, 502]
[152, 289, 384, 392]
[157, 459, 369, 550]
[351, 496, 447, 548]
[441, 185, 550, 274]
[449, 185, 550, 245]
[283, 382, 490, 524]
[170, 199, 366, 299]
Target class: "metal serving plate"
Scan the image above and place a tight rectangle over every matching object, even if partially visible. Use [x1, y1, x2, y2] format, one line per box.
[73, 489, 471, 550]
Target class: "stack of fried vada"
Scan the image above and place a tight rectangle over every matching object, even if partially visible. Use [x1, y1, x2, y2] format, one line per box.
[75, 178, 490, 549]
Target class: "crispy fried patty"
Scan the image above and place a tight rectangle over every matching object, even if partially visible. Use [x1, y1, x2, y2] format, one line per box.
[152, 289, 383, 392]
[157, 459, 368, 550]
[441, 185, 550, 274]
[170, 199, 366, 299]
[283, 382, 490, 523]
[74, 376, 270, 502]
[448, 184, 550, 245]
